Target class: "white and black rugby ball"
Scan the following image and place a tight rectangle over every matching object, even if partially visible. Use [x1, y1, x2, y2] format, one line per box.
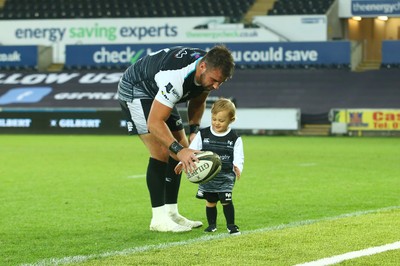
[186, 151, 222, 184]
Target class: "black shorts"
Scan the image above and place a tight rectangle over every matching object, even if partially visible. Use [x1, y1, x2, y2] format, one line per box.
[196, 190, 233, 204]
[119, 99, 183, 135]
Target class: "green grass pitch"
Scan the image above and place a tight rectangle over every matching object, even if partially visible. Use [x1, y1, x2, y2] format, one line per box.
[0, 135, 399, 265]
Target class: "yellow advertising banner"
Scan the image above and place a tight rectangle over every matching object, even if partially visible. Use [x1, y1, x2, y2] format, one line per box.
[335, 109, 400, 131]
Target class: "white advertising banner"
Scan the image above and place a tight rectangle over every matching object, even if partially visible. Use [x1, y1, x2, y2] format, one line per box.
[252, 15, 328, 41]
[0, 17, 280, 63]
[201, 108, 300, 130]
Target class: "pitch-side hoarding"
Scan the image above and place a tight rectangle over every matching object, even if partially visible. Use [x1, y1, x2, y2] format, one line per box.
[0, 15, 334, 64]
[0, 71, 299, 133]
[382, 40, 400, 65]
[331, 109, 400, 131]
[65, 42, 351, 68]
[0, 46, 38, 68]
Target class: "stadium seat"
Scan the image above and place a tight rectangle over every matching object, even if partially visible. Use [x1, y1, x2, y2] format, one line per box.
[0, 0, 256, 21]
[267, 0, 334, 15]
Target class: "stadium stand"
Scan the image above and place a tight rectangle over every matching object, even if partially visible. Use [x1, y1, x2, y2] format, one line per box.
[267, 0, 335, 15]
[0, 0, 255, 22]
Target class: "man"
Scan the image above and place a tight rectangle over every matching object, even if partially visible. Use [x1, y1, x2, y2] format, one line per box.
[118, 45, 235, 232]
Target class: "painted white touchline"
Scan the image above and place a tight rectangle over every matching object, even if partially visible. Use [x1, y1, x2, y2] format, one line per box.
[127, 174, 145, 179]
[295, 241, 400, 266]
[21, 234, 229, 266]
[22, 205, 400, 266]
[298, 163, 316, 167]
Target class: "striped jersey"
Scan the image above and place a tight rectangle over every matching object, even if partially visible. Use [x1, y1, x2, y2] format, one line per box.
[189, 126, 244, 192]
[118, 46, 207, 108]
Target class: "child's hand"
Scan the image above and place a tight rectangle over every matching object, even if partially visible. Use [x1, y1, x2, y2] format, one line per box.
[234, 165, 241, 180]
[174, 163, 183, 174]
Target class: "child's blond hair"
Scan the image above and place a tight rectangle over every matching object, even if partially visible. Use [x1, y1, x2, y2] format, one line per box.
[211, 98, 236, 122]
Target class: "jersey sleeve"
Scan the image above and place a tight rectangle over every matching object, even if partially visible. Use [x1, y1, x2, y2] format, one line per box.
[233, 136, 244, 173]
[154, 70, 184, 108]
[188, 131, 203, 150]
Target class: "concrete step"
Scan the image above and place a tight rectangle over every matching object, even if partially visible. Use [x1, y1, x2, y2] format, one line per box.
[298, 124, 331, 136]
[244, 0, 275, 22]
[47, 63, 64, 72]
[354, 61, 381, 72]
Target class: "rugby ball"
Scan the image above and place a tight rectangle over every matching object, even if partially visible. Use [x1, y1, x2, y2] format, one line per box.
[186, 151, 222, 184]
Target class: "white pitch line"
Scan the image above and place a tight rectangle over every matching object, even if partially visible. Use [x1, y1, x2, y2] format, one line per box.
[22, 206, 400, 266]
[295, 241, 400, 266]
[127, 174, 145, 179]
[298, 163, 317, 167]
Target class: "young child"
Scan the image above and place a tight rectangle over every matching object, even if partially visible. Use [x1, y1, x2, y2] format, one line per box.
[176, 98, 244, 235]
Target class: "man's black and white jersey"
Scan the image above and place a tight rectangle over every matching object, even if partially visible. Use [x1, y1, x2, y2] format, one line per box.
[189, 126, 244, 193]
[118, 46, 207, 108]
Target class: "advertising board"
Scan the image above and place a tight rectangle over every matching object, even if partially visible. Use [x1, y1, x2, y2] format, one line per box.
[339, 0, 400, 17]
[331, 109, 400, 131]
[0, 17, 279, 63]
[382, 40, 400, 64]
[65, 42, 351, 68]
[0, 46, 38, 68]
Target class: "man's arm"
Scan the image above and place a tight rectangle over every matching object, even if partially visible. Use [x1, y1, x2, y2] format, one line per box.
[148, 99, 199, 172]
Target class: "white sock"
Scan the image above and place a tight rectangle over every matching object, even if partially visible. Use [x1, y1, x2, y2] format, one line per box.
[151, 205, 168, 222]
[166, 203, 179, 216]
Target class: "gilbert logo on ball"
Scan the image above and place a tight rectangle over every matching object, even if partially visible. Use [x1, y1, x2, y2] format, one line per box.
[187, 162, 210, 178]
[186, 151, 222, 184]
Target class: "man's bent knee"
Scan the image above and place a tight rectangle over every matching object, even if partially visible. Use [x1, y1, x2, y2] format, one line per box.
[139, 134, 170, 162]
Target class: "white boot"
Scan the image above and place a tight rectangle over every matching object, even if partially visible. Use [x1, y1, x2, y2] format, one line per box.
[149, 205, 191, 232]
[166, 203, 203, 228]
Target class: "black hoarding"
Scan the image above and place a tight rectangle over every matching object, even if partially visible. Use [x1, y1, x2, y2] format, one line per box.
[0, 109, 127, 134]
[0, 71, 127, 134]
[0, 71, 123, 108]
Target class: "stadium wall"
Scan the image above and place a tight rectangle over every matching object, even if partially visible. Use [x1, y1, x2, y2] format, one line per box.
[1, 69, 399, 134]
[0, 15, 340, 64]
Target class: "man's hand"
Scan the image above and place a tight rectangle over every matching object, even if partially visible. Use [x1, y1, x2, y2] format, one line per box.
[177, 148, 200, 174]
[174, 163, 183, 174]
